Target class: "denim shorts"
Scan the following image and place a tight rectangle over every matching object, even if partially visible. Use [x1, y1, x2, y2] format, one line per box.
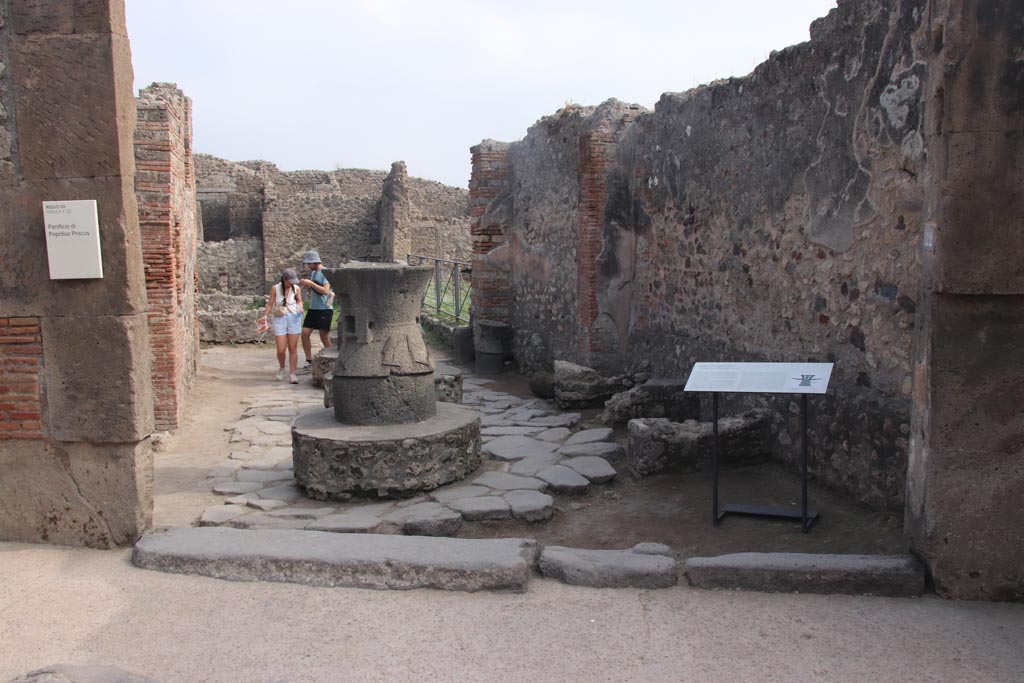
[271, 311, 303, 336]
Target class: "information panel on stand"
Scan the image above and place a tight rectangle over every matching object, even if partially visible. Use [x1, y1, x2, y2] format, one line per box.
[684, 362, 833, 395]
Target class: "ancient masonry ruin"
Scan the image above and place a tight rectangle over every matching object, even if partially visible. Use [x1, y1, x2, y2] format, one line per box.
[469, 0, 1023, 600]
[194, 155, 472, 342]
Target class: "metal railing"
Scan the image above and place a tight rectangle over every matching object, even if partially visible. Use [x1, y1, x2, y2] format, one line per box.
[408, 254, 471, 325]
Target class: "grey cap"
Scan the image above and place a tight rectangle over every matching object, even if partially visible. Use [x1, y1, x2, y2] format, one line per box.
[302, 250, 321, 264]
[281, 268, 300, 284]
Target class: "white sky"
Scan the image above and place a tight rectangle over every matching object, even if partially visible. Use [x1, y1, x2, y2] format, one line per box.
[126, 0, 837, 188]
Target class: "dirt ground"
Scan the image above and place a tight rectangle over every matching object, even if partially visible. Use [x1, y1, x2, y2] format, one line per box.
[154, 342, 906, 558]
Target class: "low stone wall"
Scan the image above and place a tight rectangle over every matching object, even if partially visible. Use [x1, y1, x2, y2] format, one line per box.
[198, 294, 266, 343]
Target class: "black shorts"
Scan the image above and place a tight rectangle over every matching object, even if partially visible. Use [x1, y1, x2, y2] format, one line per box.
[303, 308, 333, 331]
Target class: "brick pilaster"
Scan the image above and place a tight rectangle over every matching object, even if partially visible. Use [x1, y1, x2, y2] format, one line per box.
[0, 317, 43, 440]
[469, 141, 512, 330]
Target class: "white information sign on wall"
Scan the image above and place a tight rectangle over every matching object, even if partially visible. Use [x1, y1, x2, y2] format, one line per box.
[43, 199, 103, 279]
[684, 362, 834, 394]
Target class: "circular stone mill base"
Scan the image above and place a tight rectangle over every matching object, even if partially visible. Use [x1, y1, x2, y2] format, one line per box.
[292, 402, 481, 500]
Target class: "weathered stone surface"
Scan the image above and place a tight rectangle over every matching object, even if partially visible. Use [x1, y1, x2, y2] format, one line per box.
[199, 505, 248, 526]
[562, 456, 617, 484]
[198, 296, 267, 343]
[236, 469, 292, 483]
[539, 544, 678, 589]
[523, 413, 581, 429]
[473, 471, 548, 492]
[481, 434, 559, 461]
[248, 499, 288, 512]
[292, 403, 481, 499]
[556, 442, 621, 458]
[626, 413, 769, 478]
[684, 553, 926, 597]
[509, 453, 562, 477]
[535, 465, 590, 494]
[448, 496, 511, 521]
[312, 346, 338, 389]
[132, 527, 538, 592]
[481, 426, 545, 437]
[429, 485, 489, 504]
[535, 427, 571, 443]
[564, 428, 614, 445]
[600, 379, 700, 425]
[385, 502, 462, 536]
[8, 664, 155, 683]
[502, 490, 554, 522]
[307, 512, 382, 534]
[212, 481, 264, 495]
[528, 369, 555, 399]
[257, 484, 302, 503]
[553, 360, 633, 409]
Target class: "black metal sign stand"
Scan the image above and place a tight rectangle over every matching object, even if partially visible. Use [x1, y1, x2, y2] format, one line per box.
[711, 391, 819, 533]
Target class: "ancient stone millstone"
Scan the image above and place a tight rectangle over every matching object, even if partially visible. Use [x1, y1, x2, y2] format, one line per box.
[292, 263, 482, 500]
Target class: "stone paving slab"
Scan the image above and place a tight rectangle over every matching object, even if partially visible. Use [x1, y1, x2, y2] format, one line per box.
[502, 490, 554, 522]
[535, 427, 571, 443]
[556, 442, 622, 458]
[562, 456, 617, 484]
[539, 544, 678, 589]
[448, 496, 511, 521]
[536, 465, 590, 494]
[132, 527, 539, 592]
[683, 553, 926, 597]
[509, 453, 562, 477]
[564, 428, 614, 445]
[473, 471, 548, 492]
[482, 435, 559, 461]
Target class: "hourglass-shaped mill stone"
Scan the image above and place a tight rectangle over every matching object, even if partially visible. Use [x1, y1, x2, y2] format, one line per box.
[291, 262, 482, 500]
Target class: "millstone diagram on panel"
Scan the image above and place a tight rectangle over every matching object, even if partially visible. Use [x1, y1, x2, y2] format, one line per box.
[291, 262, 482, 499]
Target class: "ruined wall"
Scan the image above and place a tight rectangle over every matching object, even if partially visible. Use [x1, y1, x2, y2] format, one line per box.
[0, 0, 153, 547]
[409, 178, 471, 263]
[194, 153, 263, 242]
[472, 0, 930, 509]
[195, 158, 470, 293]
[197, 237, 264, 294]
[135, 83, 199, 431]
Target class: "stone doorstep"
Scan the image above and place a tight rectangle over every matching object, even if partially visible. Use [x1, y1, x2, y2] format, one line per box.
[683, 553, 927, 597]
[133, 527, 539, 593]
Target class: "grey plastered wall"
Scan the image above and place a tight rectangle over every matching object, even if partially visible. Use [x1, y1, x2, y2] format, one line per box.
[474, 0, 930, 509]
[0, 0, 153, 547]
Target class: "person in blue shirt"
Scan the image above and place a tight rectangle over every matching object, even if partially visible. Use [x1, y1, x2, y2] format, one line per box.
[298, 250, 333, 373]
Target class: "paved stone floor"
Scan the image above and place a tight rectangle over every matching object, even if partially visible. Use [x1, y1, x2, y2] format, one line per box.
[195, 368, 622, 536]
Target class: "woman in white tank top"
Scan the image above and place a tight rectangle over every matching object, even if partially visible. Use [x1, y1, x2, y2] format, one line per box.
[262, 268, 304, 383]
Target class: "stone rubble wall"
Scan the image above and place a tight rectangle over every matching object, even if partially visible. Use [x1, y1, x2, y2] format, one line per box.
[470, 0, 929, 510]
[135, 82, 200, 431]
[195, 156, 471, 294]
[197, 237, 264, 295]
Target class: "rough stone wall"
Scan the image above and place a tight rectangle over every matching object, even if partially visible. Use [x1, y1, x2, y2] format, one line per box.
[195, 157, 470, 293]
[409, 179, 471, 262]
[472, 0, 930, 509]
[194, 153, 263, 242]
[378, 161, 411, 261]
[135, 82, 199, 431]
[0, 0, 153, 547]
[197, 237, 264, 294]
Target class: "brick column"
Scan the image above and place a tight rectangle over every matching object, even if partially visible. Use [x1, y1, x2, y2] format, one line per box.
[577, 128, 616, 362]
[0, 317, 42, 440]
[468, 140, 511, 339]
[135, 83, 199, 431]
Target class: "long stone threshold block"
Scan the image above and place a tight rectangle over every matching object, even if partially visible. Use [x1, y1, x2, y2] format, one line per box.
[132, 527, 539, 593]
[684, 552, 926, 597]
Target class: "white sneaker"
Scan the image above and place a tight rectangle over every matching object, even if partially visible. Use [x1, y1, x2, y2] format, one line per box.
[275, 368, 287, 381]
[289, 373, 299, 384]
[297, 362, 312, 374]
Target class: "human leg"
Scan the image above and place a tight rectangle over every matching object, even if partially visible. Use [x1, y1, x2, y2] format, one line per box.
[319, 329, 332, 350]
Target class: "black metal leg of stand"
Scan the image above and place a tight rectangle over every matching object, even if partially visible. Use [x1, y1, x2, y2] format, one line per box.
[712, 393, 719, 526]
[801, 393, 809, 533]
